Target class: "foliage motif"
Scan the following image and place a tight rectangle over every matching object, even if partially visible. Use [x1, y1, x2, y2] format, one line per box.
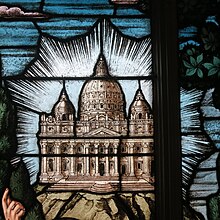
[0, 87, 44, 219]
[0, 88, 13, 218]
[203, 56, 220, 77]
[183, 53, 204, 78]
[179, 19, 220, 109]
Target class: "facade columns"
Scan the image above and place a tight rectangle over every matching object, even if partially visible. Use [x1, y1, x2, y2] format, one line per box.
[85, 144, 90, 175]
[104, 143, 109, 176]
[95, 144, 99, 176]
[55, 142, 61, 176]
[70, 143, 75, 176]
[83, 145, 86, 175]
[143, 143, 150, 176]
[129, 143, 135, 176]
[114, 143, 119, 176]
[41, 142, 47, 175]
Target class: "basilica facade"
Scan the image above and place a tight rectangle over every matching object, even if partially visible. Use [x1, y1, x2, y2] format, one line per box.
[38, 54, 154, 192]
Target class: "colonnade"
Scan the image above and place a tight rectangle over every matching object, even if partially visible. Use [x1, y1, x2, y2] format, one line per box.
[40, 140, 154, 182]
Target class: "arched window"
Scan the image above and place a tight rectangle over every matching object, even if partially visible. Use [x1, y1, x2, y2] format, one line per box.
[48, 159, 53, 172]
[99, 163, 105, 176]
[138, 113, 142, 119]
[121, 164, 126, 175]
[77, 163, 82, 173]
[62, 114, 67, 120]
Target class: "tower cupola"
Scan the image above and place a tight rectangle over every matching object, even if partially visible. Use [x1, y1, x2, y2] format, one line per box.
[129, 87, 152, 120]
[129, 83, 153, 136]
[53, 85, 75, 121]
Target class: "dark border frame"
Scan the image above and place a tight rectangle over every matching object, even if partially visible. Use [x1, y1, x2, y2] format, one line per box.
[152, 0, 182, 219]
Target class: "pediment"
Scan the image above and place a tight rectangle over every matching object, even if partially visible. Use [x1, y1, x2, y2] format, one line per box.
[85, 127, 120, 137]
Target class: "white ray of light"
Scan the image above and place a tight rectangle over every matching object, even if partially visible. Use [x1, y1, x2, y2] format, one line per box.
[16, 107, 39, 183]
[181, 88, 215, 199]
[25, 20, 151, 78]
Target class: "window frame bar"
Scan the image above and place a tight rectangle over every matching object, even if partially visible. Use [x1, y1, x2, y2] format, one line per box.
[152, 0, 182, 219]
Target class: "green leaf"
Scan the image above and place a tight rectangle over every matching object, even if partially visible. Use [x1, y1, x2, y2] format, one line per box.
[10, 162, 36, 209]
[0, 103, 7, 114]
[213, 56, 220, 66]
[202, 38, 210, 44]
[0, 136, 10, 153]
[183, 60, 193, 68]
[203, 63, 214, 69]
[197, 69, 203, 78]
[196, 53, 203, 64]
[186, 49, 193, 56]
[205, 44, 212, 50]
[208, 68, 219, 76]
[186, 68, 196, 76]
[190, 56, 196, 66]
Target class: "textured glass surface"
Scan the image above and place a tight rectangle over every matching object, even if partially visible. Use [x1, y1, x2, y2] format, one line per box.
[0, 1, 154, 219]
[178, 1, 220, 218]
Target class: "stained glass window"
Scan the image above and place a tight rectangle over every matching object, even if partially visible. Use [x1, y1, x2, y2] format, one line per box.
[0, 1, 158, 219]
[178, 0, 220, 219]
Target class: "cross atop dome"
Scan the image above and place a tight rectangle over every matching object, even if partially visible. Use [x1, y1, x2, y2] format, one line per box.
[136, 80, 145, 101]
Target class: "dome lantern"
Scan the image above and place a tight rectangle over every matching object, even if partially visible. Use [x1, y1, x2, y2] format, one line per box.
[94, 54, 109, 77]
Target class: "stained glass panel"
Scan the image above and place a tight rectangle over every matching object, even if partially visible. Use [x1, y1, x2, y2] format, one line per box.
[178, 0, 220, 218]
[0, 0, 154, 219]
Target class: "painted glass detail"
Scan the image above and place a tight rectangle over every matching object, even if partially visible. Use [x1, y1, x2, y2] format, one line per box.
[178, 0, 220, 219]
[0, 0, 154, 219]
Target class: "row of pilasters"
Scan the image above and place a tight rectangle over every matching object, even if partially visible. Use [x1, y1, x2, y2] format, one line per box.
[40, 140, 153, 181]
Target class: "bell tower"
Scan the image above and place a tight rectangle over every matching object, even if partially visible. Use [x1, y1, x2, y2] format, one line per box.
[39, 81, 75, 137]
[129, 81, 153, 136]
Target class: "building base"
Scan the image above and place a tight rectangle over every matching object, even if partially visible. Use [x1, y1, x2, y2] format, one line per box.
[42, 176, 154, 193]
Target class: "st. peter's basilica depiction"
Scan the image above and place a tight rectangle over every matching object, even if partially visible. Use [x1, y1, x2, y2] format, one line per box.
[38, 54, 154, 192]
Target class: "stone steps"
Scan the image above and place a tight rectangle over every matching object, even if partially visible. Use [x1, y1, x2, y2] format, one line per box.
[47, 180, 154, 192]
[90, 182, 116, 193]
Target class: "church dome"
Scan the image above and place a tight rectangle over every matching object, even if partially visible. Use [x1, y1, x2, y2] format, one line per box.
[129, 88, 152, 120]
[53, 88, 75, 120]
[79, 54, 126, 121]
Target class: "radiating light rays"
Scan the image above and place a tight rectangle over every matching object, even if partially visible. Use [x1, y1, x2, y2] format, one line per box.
[27, 35, 100, 77]
[102, 19, 151, 76]
[16, 107, 39, 183]
[181, 88, 215, 199]
[181, 89, 203, 133]
[7, 80, 63, 113]
[6, 19, 152, 184]
[26, 19, 151, 78]
[16, 109, 39, 155]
